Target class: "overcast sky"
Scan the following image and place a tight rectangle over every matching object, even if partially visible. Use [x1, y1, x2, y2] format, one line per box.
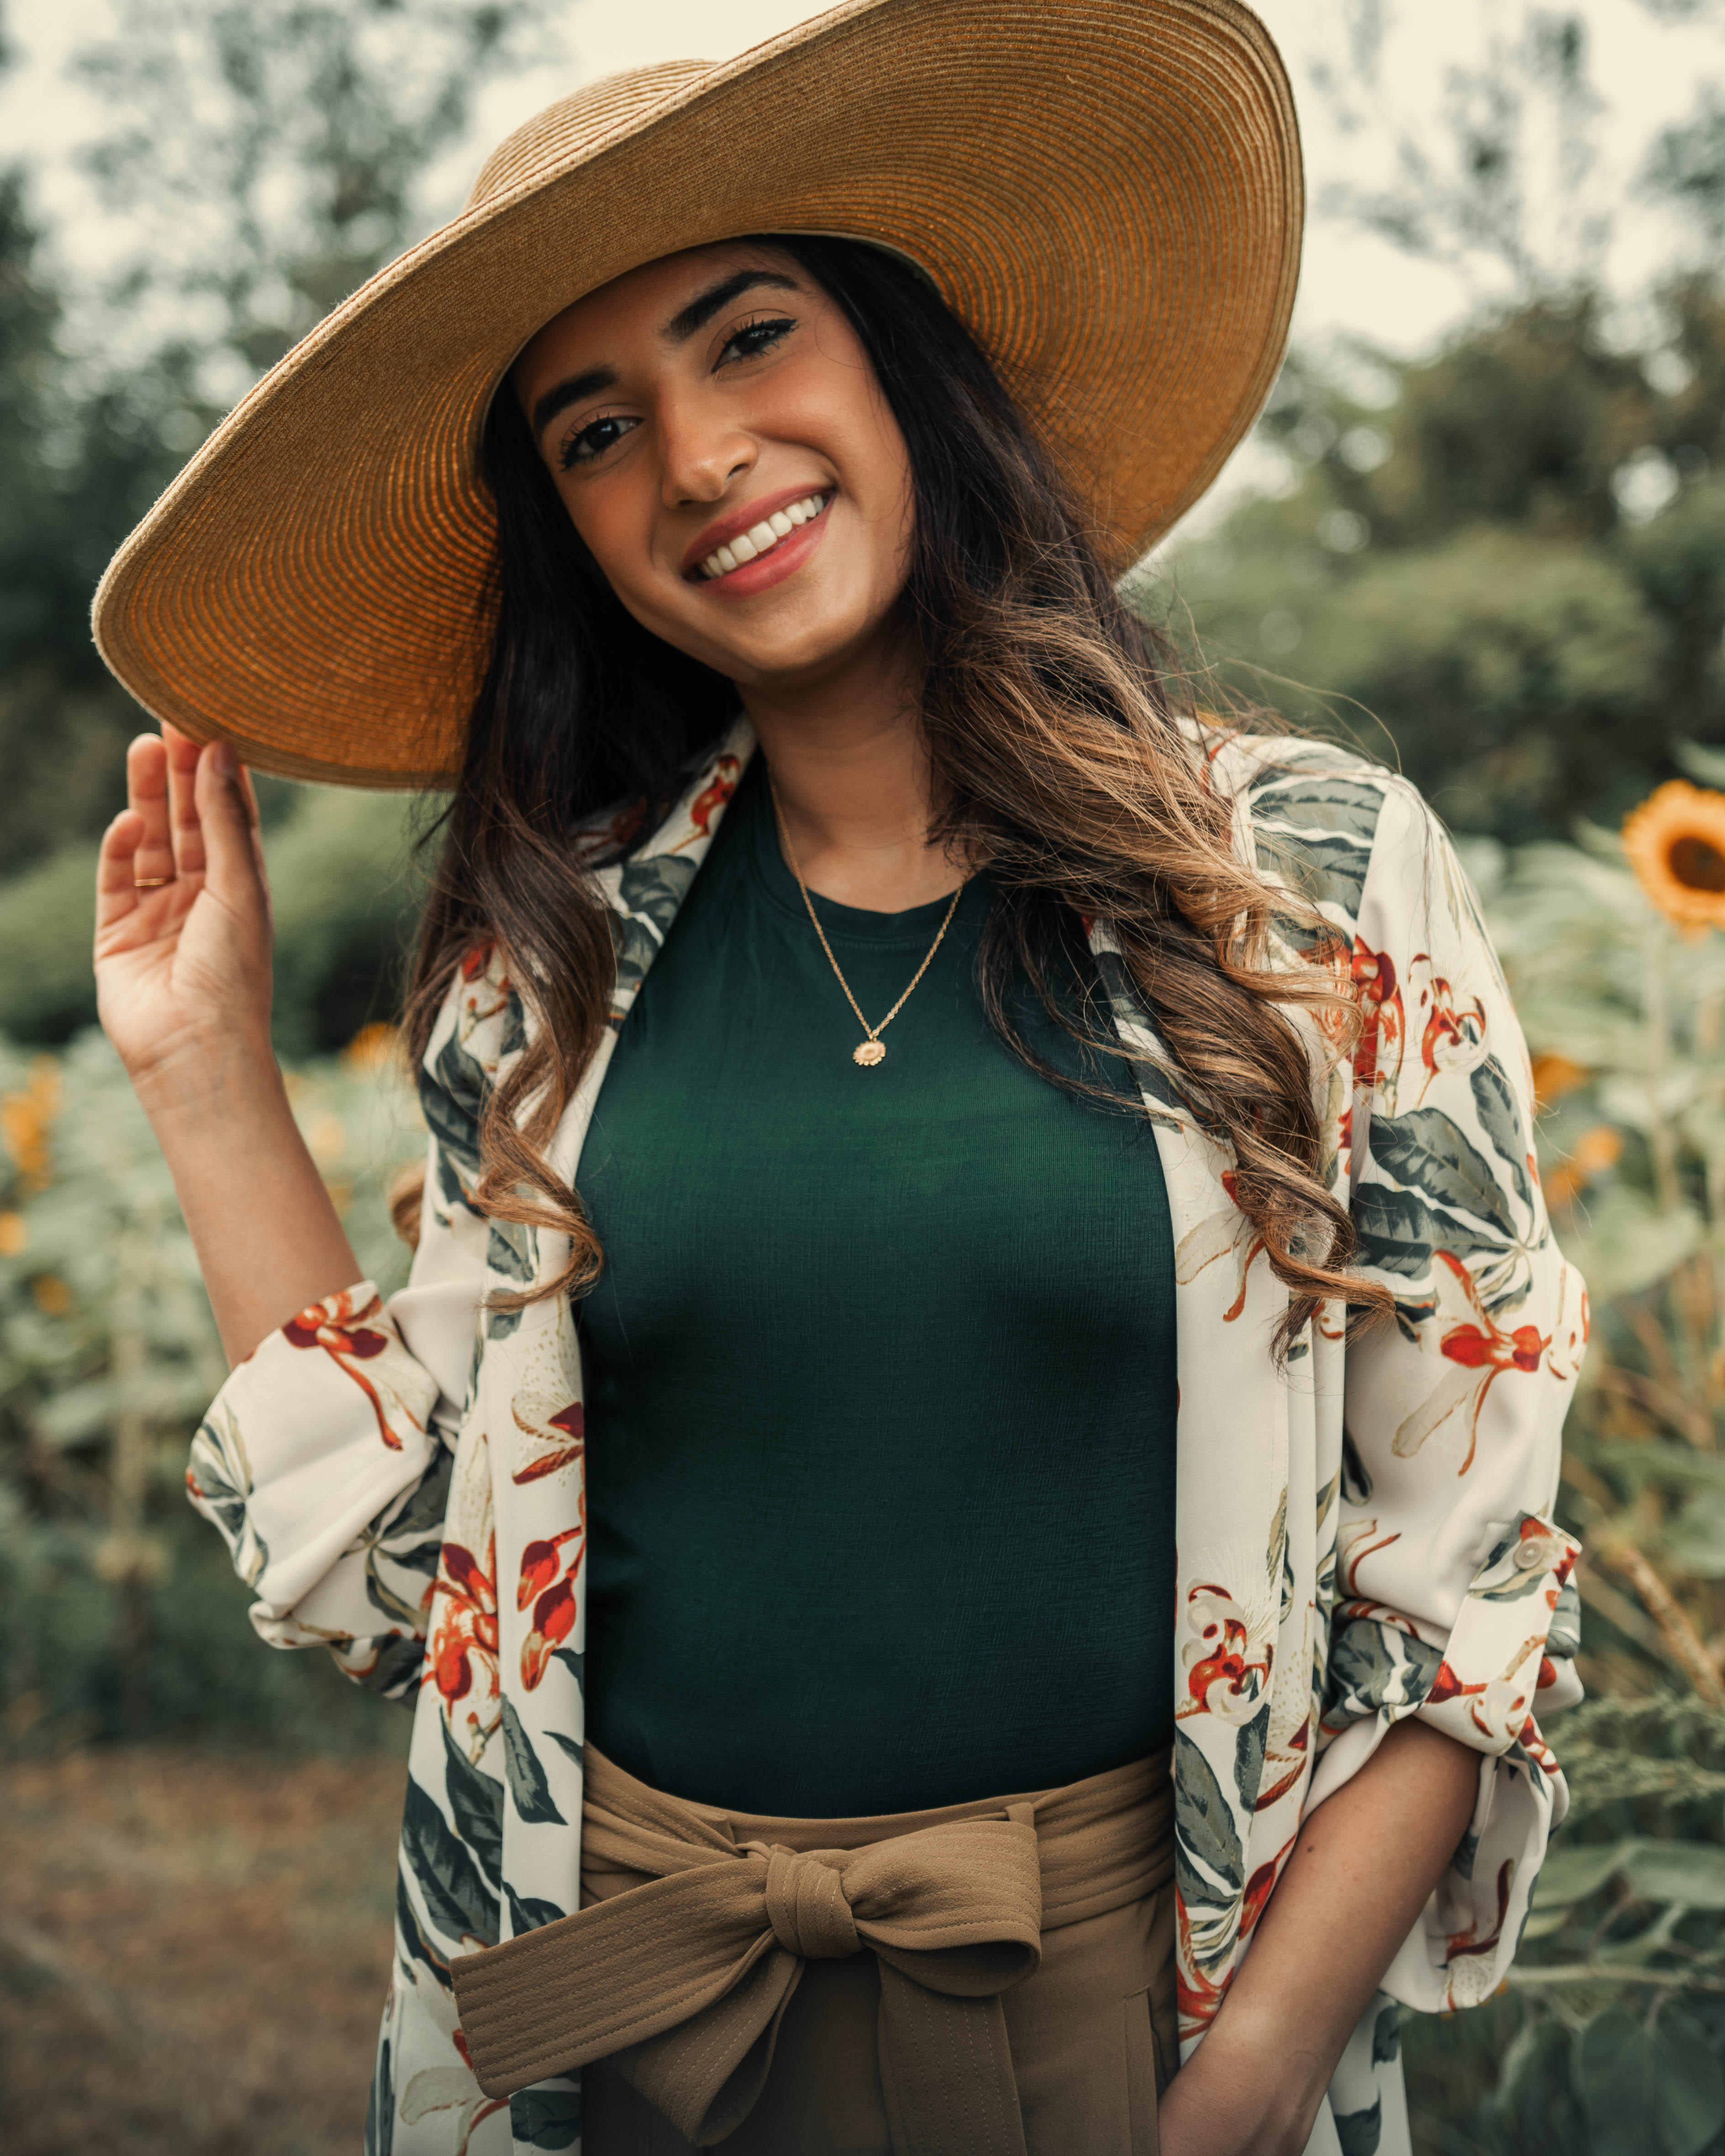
[3, 0, 1719, 513]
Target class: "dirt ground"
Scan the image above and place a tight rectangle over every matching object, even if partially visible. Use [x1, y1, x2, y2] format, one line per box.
[0, 1746, 408, 2156]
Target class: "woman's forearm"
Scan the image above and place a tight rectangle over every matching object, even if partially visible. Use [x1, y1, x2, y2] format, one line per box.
[140, 1057, 363, 1367]
[1158, 1717, 1480, 2156]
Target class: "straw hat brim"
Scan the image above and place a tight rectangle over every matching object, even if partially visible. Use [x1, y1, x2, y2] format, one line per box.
[92, 0, 1302, 789]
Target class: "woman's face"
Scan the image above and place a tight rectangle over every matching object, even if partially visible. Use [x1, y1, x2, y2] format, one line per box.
[511, 243, 915, 693]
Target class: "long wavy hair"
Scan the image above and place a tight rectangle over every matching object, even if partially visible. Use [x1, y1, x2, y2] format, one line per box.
[405, 235, 1387, 1350]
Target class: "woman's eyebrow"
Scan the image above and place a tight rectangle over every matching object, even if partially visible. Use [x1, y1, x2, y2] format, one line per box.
[530, 364, 618, 443]
[662, 268, 801, 346]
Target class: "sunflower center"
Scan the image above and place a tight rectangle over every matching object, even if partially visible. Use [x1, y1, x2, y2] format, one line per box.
[1667, 835, 1725, 893]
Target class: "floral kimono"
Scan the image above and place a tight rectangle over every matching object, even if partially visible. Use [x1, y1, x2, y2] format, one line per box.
[190, 718, 1585, 2156]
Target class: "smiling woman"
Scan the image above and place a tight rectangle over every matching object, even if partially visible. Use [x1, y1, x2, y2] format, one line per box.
[85, 5, 1586, 2156]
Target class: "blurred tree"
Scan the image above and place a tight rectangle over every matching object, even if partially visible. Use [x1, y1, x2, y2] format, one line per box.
[74, 0, 561, 394]
[1152, 282, 1725, 839]
[0, 0, 548, 1039]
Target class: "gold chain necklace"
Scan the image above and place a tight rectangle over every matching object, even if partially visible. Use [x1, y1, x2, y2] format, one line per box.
[769, 778, 967, 1067]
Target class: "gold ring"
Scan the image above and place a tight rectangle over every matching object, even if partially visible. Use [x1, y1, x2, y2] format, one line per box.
[132, 875, 175, 890]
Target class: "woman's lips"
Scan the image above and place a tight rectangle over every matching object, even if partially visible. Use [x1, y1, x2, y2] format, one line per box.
[690, 493, 833, 600]
[696, 491, 830, 580]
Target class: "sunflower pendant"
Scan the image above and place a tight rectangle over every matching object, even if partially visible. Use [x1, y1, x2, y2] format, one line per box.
[853, 1041, 886, 1067]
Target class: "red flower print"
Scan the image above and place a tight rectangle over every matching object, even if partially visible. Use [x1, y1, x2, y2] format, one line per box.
[1349, 939, 1405, 1097]
[1180, 1578, 1274, 1724]
[520, 1507, 585, 1688]
[522, 1574, 579, 1688]
[282, 1288, 419, 1450]
[426, 1534, 500, 1738]
[1394, 1253, 1553, 1474]
[517, 1526, 583, 1613]
[670, 754, 741, 852]
[512, 1401, 585, 1485]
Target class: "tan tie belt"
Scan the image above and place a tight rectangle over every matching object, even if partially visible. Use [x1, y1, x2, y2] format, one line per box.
[450, 1746, 1173, 2156]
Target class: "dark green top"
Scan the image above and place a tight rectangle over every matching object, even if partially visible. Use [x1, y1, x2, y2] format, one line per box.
[574, 756, 1178, 1816]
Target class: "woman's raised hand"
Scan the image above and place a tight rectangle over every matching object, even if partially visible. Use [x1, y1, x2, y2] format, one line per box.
[95, 726, 363, 1362]
[95, 726, 275, 1103]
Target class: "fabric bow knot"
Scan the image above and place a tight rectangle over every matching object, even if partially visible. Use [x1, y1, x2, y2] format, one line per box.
[451, 1796, 1045, 2155]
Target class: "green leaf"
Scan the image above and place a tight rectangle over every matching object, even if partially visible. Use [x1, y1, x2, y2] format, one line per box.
[507, 1883, 566, 1936]
[1577, 2004, 1725, 2156]
[509, 2088, 581, 2150]
[499, 1696, 568, 1826]
[1470, 1057, 1536, 1211]
[400, 1776, 498, 1948]
[1532, 1838, 1640, 1909]
[438, 1714, 504, 1886]
[1662, 1488, 1725, 1580]
[1674, 738, 1725, 788]
[1368, 1109, 1520, 1239]
[1624, 1841, 1725, 1910]
[1171, 1727, 1245, 1905]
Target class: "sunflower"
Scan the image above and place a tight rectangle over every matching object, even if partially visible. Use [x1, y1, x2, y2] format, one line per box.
[1623, 780, 1725, 932]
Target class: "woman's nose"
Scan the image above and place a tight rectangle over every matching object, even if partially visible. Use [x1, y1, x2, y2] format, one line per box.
[658, 398, 757, 508]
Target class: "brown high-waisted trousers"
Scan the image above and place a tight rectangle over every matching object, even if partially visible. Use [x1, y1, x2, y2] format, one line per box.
[452, 1743, 1178, 2156]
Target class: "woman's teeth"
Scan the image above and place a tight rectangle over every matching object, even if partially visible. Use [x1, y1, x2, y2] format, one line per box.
[699, 494, 828, 580]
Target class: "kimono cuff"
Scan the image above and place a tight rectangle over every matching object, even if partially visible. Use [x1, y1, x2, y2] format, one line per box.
[189, 1280, 442, 1625]
[1313, 1513, 1581, 2014]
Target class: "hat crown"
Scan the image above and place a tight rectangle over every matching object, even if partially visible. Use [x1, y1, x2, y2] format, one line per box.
[467, 62, 713, 212]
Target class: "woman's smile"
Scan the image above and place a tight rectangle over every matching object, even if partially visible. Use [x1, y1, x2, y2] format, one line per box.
[687, 488, 833, 593]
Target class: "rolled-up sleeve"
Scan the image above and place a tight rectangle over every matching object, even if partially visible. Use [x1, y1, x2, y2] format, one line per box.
[1312, 780, 1588, 2011]
[186, 975, 492, 1698]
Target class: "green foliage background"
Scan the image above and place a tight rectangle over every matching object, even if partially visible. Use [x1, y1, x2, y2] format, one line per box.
[5, 1, 1725, 2151]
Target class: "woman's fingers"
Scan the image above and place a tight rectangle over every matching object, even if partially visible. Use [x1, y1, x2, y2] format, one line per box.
[163, 723, 208, 880]
[126, 735, 178, 888]
[95, 808, 147, 935]
[195, 739, 268, 916]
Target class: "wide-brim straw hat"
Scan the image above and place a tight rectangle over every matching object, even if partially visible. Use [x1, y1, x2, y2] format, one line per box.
[92, 0, 1302, 789]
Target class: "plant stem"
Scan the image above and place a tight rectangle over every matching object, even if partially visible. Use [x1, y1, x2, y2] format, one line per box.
[1509, 1963, 1725, 1992]
[1597, 1541, 1725, 1706]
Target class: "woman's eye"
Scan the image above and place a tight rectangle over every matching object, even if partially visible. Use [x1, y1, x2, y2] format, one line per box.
[717, 316, 795, 367]
[559, 413, 637, 470]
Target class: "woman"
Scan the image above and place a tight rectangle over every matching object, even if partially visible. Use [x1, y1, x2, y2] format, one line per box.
[89, 5, 1586, 2154]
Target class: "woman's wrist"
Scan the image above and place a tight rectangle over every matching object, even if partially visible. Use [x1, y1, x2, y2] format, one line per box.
[1158, 2007, 1327, 2156]
[125, 1022, 285, 1136]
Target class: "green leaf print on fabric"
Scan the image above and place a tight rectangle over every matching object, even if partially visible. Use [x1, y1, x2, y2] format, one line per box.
[1265, 831, 1374, 918]
[500, 1695, 568, 1825]
[1173, 1726, 1246, 1909]
[1334, 2099, 1383, 2156]
[439, 1714, 505, 1887]
[1367, 1109, 1520, 1241]
[510, 2088, 582, 2150]
[1234, 1702, 1271, 1809]
[423, 1032, 486, 1191]
[396, 1868, 451, 1985]
[1372, 2001, 1401, 2065]
[365, 2031, 394, 2156]
[346, 1631, 426, 1699]
[1351, 1186, 1506, 1330]
[186, 1416, 255, 1559]
[1251, 775, 1389, 844]
[507, 1883, 567, 1936]
[1469, 1057, 1536, 1214]
[401, 1775, 499, 1948]
[610, 856, 699, 1010]
[487, 1220, 535, 1285]
[542, 1727, 584, 1768]
[1325, 1618, 1443, 1725]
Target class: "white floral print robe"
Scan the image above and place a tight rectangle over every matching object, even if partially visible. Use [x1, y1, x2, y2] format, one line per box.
[189, 718, 1586, 2156]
